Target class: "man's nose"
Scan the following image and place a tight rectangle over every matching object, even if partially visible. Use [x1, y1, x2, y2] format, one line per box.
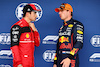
[59, 11, 61, 14]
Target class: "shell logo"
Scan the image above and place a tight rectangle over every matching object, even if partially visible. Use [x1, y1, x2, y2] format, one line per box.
[26, 33, 30, 38]
[68, 24, 73, 28]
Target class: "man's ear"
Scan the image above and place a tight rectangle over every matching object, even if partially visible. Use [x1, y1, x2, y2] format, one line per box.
[68, 10, 71, 13]
[68, 10, 72, 15]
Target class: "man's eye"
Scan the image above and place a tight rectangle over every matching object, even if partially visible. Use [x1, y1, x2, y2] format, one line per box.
[34, 12, 37, 13]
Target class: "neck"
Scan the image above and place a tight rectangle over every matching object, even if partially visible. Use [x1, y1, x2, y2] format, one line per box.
[23, 17, 31, 23]
[64, 16, 72, 22]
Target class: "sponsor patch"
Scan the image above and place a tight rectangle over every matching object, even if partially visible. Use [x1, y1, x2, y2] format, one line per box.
[68, 24, 73, 28]
[26, 33, 30, 38]
[59, 36, 69, 43]
[77, 30, 83, 34]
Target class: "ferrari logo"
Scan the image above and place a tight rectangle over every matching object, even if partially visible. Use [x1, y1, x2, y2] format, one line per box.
[26, 33, 30, 38]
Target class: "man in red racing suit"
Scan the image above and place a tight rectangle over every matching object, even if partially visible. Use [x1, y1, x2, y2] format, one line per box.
[10, 4, 41, 67]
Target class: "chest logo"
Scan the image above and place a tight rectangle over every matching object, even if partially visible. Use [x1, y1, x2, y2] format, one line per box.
[77, 30, 83, 34]
[68, 24, 73, 28]
[26, 33, 30, 38]
[59, 43, 72, 49]
[59, 36, 69, 43]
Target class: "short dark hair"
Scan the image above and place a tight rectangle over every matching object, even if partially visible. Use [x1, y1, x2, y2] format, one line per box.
[23, 12, 26, 17]
[71, 12, 73, 16]
[23, 12, 31, 17]
[23, 4, 41, 17]
[23, 5, 33, 17]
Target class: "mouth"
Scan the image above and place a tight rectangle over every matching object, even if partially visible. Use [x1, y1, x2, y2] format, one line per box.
[59, 15, 61, 18]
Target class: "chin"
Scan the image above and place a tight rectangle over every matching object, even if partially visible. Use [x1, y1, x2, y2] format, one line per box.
[60, 17, 63, 20]
[61, 18, 64, 20]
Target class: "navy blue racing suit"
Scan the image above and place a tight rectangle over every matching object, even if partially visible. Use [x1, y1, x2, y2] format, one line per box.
[54, 18, 84, 67]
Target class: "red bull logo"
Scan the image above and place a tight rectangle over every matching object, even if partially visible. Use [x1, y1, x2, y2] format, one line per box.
[70, 48, 79, 56]
[59, 36, 69, 43]
[59, 43, 72, 49]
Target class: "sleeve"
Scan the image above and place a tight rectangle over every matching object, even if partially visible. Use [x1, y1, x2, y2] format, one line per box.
[54, 53, 57, 64]
[34, 31, 40, 47]
[54, 40, 59, 65]
[68, 22, 84, 59]
[10, 25, 22, 65]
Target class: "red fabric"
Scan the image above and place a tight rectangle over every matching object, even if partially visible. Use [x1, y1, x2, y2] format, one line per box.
[11, 46, 22, 67]
[34, 31, 40, 47]
[11, 18, 40, 67]
[29, 4, 41, 11]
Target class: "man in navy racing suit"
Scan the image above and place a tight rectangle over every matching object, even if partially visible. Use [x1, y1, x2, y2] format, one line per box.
[53, 3, 84, 67]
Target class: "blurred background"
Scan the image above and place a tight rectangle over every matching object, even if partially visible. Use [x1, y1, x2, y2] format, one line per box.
[0, 0, 100, 67]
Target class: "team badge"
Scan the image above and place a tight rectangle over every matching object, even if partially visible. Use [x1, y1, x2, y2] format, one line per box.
[77, 30, 83, 34]
[68, 24, 73, 28]
[26, 33, 30, 38]
[59, 36, 69, 43]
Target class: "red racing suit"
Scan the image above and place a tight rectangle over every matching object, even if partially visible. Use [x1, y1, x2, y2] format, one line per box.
[10, 18, 40, 67]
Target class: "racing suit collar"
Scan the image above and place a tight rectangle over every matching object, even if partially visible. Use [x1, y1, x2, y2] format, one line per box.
[63, 18, 73, 26]
[21, 18, 29, 26]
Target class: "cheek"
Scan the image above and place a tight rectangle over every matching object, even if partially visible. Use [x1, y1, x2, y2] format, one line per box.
[35, 14, 37, 18]
[63, 13, 68, 18]
[32, 14, 37, 20]
[32, 13, 37, 18]
[61, 13, 65, 18]
[32, 14, 35, 19]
